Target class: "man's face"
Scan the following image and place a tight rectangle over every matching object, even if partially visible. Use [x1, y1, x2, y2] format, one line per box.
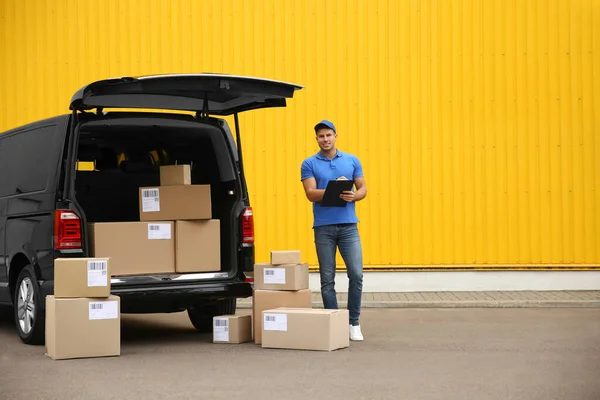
[316, 128, 337, 151]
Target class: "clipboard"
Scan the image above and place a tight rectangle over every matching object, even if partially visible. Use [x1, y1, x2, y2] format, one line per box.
[320, 179, 355, 207]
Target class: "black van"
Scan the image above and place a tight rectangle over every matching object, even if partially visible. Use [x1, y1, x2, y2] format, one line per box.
[0, 74, 303, 344]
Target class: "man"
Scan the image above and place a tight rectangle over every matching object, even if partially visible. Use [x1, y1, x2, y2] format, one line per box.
[300, 120, 367, 341]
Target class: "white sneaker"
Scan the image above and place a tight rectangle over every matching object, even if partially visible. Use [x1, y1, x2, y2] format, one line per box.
[349, 324, 364, 341]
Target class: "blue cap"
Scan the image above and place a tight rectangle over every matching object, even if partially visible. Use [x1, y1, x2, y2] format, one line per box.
[314, 120, 336, 133]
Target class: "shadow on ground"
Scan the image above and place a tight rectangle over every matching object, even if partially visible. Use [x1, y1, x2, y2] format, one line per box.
[119, 313, 210, 344]
[0, 305, 213, 346]
[0, 305, 13, 323]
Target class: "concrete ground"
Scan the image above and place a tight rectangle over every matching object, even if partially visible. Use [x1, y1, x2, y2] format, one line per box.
[1, 305, 600, 400]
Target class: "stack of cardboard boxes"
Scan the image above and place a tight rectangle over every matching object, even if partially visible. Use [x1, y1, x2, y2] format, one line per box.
[213, 250, 349, 351]
[88, 165, 221, 276]
[46, 257, 121, 360]
[252, 250, 312, 346]
[211, 250, 310, 345]
[258, 251, 349, 352]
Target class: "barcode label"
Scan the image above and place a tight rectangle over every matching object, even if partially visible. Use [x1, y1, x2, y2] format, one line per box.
[213, 317, 230, 341]
[88, 262, 106, 270]
[264, 268, 286, 285]
[143, 189, 159, 198]
[148, 223, 172, 240]
[87, 260, 108, 287]
[89, 301, 118, 320]
[264, 313, 287, 331]
[141, 188, 160, 212]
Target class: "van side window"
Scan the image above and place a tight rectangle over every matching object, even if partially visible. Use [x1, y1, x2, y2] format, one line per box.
[0, 126, 58, 197]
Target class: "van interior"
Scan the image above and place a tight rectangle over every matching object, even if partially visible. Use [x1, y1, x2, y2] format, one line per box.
[73, 116, 242, 272]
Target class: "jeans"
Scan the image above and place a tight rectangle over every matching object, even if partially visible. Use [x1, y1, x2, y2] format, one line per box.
[314, 223, 363, 325]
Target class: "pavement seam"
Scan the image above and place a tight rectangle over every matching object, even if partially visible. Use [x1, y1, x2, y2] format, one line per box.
[238, 299, 600, 309]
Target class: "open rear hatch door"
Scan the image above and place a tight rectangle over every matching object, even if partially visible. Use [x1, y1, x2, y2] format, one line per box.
[70, 73, 303, 115]
[67, 73, 303, 198]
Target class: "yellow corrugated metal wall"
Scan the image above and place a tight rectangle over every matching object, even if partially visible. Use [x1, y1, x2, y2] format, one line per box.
[1, 0, 598, 269]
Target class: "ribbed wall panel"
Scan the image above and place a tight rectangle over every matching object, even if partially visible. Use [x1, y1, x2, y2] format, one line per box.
[0, 0, 598, 268]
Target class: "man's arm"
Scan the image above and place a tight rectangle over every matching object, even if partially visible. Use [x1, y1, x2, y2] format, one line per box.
[353, 177, 367, 201]
[302, 177, 325, 202]
[340, 155, 367, 203]
[339, 177, 367, 203]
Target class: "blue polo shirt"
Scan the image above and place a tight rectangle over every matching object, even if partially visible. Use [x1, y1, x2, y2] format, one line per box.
[300, 150, 364, 228]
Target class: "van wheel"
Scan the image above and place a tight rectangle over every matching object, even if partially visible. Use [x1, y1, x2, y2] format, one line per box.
[13, 265, 45, 345]
[187, 298, 236, 333]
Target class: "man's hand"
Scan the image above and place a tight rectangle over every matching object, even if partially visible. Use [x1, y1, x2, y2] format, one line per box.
[340, 190, 355, 202]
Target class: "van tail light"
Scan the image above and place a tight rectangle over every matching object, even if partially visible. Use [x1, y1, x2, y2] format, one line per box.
[54, 210, 82, 250]
[241, 207, 254, 245]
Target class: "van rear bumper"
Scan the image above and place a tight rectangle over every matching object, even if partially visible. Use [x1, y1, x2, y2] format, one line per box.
[40, 280, 252, 313]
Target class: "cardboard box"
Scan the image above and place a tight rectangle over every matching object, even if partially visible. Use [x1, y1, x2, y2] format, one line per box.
[252, 289, 312, 344]
[139, 185, 211, 221]
[160, 165, 191, 186]
[213, 314, 252, 344]
[270, 250, 302, 265]
[261, 308, 350, 351]
[254, 263, 309, 291]
[176, 220, 220, 273]
[54, 258, 111, 298]
[45, 295, 121, 360]
[89, 222, 175, 276]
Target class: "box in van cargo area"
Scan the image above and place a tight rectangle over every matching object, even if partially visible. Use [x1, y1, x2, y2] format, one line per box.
[88, 222, 175, 276]
[175, 220, 221, 273]
[160, 165, 191, 186]
[139, 185, 211, 221]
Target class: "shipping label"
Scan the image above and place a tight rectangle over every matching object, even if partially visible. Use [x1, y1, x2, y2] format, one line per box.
[89, 301, 119, 320]
[213, 318, 230, 341]
[141, 188, 160, 212]
[87, 260, 108, 287]
[264, 268, 286, 285]
[264, 313, 288, 331]
[148, 223, 172, 240]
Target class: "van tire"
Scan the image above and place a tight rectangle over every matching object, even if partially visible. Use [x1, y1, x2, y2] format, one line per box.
[13, 265, 45, 345]
[187, 298, 237, 333]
